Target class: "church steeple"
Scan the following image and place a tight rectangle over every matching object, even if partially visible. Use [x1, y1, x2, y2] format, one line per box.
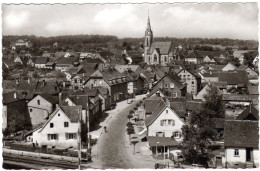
[144, 12, 153, 48]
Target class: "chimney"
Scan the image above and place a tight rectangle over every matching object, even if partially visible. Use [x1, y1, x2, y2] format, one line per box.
[59, 92, 62, 105]
[42, 79, 46, 87]
[14, 92, 17, 99]
[63, 82, 66, 88]
[28, 77, 31, 84]
[16, 77, 20, 85]
[166, 98, 170, 107]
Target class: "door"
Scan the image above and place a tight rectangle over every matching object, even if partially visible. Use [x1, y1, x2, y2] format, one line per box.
[246, 148, 253, 162]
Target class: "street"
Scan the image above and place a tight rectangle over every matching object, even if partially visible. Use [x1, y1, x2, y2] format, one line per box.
[91, 95, 148, 169]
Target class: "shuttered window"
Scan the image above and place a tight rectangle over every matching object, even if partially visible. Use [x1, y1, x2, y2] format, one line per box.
[65, 133, 77, 140]
[48, 134, 58, 140]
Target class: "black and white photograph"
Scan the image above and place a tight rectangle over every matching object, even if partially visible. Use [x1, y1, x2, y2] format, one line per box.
[1, 1, 259, 169]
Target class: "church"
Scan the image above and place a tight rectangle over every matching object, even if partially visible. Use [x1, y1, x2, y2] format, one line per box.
[144, 15, 175, 66]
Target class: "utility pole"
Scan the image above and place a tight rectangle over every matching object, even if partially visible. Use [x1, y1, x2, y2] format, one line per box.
[87, 96, 90, 149]
[77, 97, 81, 170]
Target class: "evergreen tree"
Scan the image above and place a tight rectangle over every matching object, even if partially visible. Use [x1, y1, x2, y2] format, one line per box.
[181, 84, 224, 167]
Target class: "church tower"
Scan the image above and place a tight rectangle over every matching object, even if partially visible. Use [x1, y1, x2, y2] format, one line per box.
[144, 14, 153, 63]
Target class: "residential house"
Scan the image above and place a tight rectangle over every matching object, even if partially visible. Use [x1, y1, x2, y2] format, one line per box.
[149, 74, 186, 98]
[237, 65, 258, 80]
[32, 106, 82, 149]
[222, 63, 237, 71]
[55, 57, 78, 71]
[115, 65, 144, 95]
[218, 71, 248, 89]
[186, 101, 203, 116]
[3, 91, 31, 132]
[35, 57, 49, 68]
[233, 50, 249, 64]
[184, 51, 203, 64]
[84, 68, 128, 103]
[145, 101, 185, 160]
[193, 83, 222, 101]
[177, 68, 201, 95]
[224, 120, 259, 168]
[27, 94, 58, 128]
[143, 65, 166, 83]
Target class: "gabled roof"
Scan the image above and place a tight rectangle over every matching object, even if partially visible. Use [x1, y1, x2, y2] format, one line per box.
[66, 95, 89, 110]
[145, 101, 167, 126]
[35, 57, 49, 64]
[147, 41, 173, 55]
[236, 104, 259, 120]
[73, 88, 99, 97]
[56, 57, 77, 65]
[145, 98, 163, 114]
[170, 101, 186, 118]
[218, 71, 248, 85]
[60, 106, 82, 123]
[224, 120, 259, 148]
[186, 101, 203, 111]
[208, 64, 225, 71]
[39, 93, 59, 105]
[85, 58, 104, 63]
[154, 74, 186, 89]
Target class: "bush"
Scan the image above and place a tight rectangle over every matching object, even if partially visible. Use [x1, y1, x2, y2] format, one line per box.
[133, 107, 137, 111]
[127, 114, 133, 121]
[129, 110, 134, 115]
[127, 127, 135, 135]
[127, 122, 133, 127]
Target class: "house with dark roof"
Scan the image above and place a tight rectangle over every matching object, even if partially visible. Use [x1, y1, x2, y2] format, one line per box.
[34, 80, 61, 95]
[149, 74, 186, 98]
[32, 105, 82, 149]
[145, 100, 185, 160]
[27, 94, 58, 128]
[35, 57, 49, 68]
[177, 68, 201, 95]
[218, 71, 249, 89]
[115, 65, 144, 95]
[224, 120, 259, 168]
[247, 86, 259, 106]
[55, 57, 78, 71]
[235, 104, 259, 121]
[184, 51, 203, 64]
[237, 65, 258, 80]
[84, 68, 128, 103]
[2, 91, 31, 132]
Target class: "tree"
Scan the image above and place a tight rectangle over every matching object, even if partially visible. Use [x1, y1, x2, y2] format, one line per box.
[127, 114, 133, 122]
[181, 84, 224, 167]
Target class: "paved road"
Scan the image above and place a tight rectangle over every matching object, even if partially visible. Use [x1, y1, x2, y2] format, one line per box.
[92, 96, 145, 169]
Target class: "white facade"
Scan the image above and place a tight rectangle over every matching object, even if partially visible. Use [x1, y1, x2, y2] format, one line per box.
[28, 95, 54, 127]
[35, 64, 46, 68]
[147, 106, 185, 141]
[33, 108, 80, 149]
[222, 63, 237, 71]
[225, 148, 259, 168]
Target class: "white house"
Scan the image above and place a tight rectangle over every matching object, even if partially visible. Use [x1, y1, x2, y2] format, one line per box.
[32, 106, 82, 149]
[224, 120, 259, 168]
[27, 94, 58, 128]
[145, 101, 185, 160]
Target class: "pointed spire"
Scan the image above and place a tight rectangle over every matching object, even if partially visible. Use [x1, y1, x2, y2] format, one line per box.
[146, 10, 151, 30]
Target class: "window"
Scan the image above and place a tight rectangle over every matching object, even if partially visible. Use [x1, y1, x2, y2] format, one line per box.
[164, 84, 168, 88]
[154, 54, 157, 62]
[66, 133, 77, 140]
[50, 123, 54, 128]
[48, 134, 58, 140]
[163, 120, 167, 126]
[165, 56, 167, 62]
[156, 92, 161, 97]
[64, 122, 69, 127]
[94, 80, 97, 85]
[30, 108, 33, 112]
[37, 100, 40, 105]
[161, 119, 174, 126]
[234, 149, 239, 156]
[191, 81, 194, 85]
[80, 79, 82, 83]
[166, 110, 168, 114]
[174, 132, 180, 138]
[159, 83, 162, 88]
[170, 83, 174, 88]
[173, 92, 177, 98]
[74, 79, 77, 83]
[168, 120, 171, 125]
[100, 80, 103, 85]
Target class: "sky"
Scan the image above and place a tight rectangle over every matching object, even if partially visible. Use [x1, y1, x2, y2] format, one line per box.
[2, 3, 259, 40]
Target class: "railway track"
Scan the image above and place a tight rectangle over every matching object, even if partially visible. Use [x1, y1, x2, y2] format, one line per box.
[3, 153, 79, 169]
